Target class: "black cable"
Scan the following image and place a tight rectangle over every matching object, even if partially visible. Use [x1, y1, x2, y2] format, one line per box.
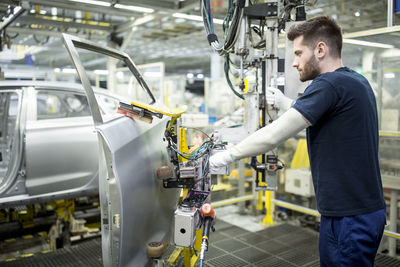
[33, 34, 49, 45]
[7, 33, 19, 39]
[224, 54, 244, 100]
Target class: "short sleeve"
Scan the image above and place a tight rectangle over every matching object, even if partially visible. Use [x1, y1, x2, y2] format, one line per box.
[292, 78, 338, 125]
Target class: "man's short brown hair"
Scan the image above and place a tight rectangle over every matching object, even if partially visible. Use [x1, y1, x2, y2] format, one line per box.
[287, 16, 343, 58]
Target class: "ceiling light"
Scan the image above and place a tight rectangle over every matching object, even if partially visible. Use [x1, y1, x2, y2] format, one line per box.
[68, 0, 111, 7]
[62, 68, 77, 74]
[54, 68, 61, 73]
[173, 13, 202, 22]
[173, 13, 223, 25]
[343, 38, 394, 49]
[197, 73, 204, 79]
[39, 10, 47, 15]
[1, 6, 23, 29]
[384, 72, 395, 79]
[94, 69, 108, 75]
[30, 9, 35, 13]
[354, 11, 360, 17]
[186, 73, 194, 79]
[13, 6, 21, 13]
[114, 4, 154, 13]
[132, 15, 155, 27]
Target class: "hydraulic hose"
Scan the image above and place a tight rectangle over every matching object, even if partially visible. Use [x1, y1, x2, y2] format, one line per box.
[199, 203, 215, 266]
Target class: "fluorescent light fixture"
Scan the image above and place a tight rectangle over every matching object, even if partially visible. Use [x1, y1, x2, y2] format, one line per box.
[343, 38, 394, 49]
[186, 73, 194, 79]
[132, 15, 155, 27]
[144, 71, 161, 78]
[173, 13, 223, 25]
[114, 4, 154, 13]
[13, 6, 22, 13]
[39, 10, 47, 15]
[172, 13, 202, 21]
[62, 68, 77, 74]
[94, 69, 108, 75]
[384, 72, 395, 79]
[197, 73, 204, 79]
[354, 11, 360, 17]
[30, 9, 35, 13]
[68, 0, 111, 7]
[54, 68, 61, 73]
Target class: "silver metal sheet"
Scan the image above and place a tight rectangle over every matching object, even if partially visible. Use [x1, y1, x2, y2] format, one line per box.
[97, 116, 179, 266]
[63, 34, 179, 266]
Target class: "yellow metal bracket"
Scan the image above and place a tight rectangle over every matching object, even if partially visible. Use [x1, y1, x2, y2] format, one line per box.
[167, 229, 202, 267]
[261, 191, 275, 226]
[55, 199, 75, 222]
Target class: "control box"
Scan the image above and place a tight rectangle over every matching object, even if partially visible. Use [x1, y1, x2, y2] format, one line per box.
[285, 169, 314, 197]
[174, 206, 200, 247]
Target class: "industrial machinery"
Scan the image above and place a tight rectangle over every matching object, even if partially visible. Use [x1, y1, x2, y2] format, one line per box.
[62, 32, 232, 266]
[201, 0, 306, 191]
[118, 98, 229, 265]
[60, 1, 308, 266]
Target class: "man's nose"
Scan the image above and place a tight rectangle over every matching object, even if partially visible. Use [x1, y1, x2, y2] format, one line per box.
[292, 59, 298, 68]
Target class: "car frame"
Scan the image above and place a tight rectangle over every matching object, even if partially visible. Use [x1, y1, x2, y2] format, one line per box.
[0, 80, 123, 207]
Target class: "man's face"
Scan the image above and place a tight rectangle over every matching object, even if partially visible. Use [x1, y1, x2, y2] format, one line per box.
[292, 36, 321, 82]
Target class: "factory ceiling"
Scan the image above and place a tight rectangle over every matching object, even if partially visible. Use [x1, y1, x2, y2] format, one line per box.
[0, 0, 399, 76]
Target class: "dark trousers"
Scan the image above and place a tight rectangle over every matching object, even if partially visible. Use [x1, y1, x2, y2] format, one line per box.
[319, 208, 386, 267]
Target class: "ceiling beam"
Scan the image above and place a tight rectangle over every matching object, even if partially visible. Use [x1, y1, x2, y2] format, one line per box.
[17, 14, 112, 31]
[22, 0, 138, 17]
[115, 0, 199, 33]
[117, 0, 176, 10]
[7, 26, 107, 40]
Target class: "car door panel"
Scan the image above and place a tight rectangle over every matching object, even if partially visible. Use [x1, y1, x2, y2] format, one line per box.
[25, 117, 98, 195]
[97, 116, 178, 266]
[63, 34, 179, 266]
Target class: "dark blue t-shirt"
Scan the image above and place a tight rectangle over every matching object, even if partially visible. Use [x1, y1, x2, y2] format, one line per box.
[293, 67, 385, 217]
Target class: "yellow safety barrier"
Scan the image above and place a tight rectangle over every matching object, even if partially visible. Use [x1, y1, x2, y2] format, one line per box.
[290, 139, 310, 169]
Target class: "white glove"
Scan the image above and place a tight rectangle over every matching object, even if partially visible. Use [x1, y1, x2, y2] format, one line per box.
[209, 150, 234, 172]
[266, 87, 294, 111]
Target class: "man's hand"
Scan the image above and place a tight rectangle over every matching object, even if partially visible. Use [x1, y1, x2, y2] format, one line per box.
[209, 151, 234, 172]
[266, 87, 293, 111]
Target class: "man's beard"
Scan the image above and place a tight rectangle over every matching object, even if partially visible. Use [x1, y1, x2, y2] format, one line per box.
[299, 55, 320, 82]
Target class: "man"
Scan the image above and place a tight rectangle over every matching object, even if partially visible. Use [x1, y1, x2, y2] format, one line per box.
[209, 16, 386, 266]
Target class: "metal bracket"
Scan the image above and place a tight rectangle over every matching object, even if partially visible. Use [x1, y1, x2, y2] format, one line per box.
[243, 2, 278, 19]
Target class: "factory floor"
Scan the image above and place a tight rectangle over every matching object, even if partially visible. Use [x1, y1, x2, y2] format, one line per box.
[1, 205, 400, 267]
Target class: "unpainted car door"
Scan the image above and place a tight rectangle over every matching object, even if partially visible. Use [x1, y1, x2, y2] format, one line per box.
[63, 34, 179, 266]
[24, 88, 98, 196]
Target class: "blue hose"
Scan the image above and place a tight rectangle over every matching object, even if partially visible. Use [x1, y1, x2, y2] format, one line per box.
[199, 259, 204, 267]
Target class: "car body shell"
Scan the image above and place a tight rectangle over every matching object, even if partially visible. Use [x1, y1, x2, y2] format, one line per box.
[0, 80, 123, 207]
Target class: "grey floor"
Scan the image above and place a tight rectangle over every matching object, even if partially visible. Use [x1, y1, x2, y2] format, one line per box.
[1, 206, 400, 266]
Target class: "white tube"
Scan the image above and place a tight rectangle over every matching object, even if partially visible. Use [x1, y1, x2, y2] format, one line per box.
[230, 108, 311, 160]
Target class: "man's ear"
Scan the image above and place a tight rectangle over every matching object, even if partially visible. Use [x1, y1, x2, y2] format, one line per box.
[315, 41, 327, 59]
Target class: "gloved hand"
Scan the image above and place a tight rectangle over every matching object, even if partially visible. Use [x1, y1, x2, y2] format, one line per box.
[209, 150, 234, 172]
[266, 87, 293, 111]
